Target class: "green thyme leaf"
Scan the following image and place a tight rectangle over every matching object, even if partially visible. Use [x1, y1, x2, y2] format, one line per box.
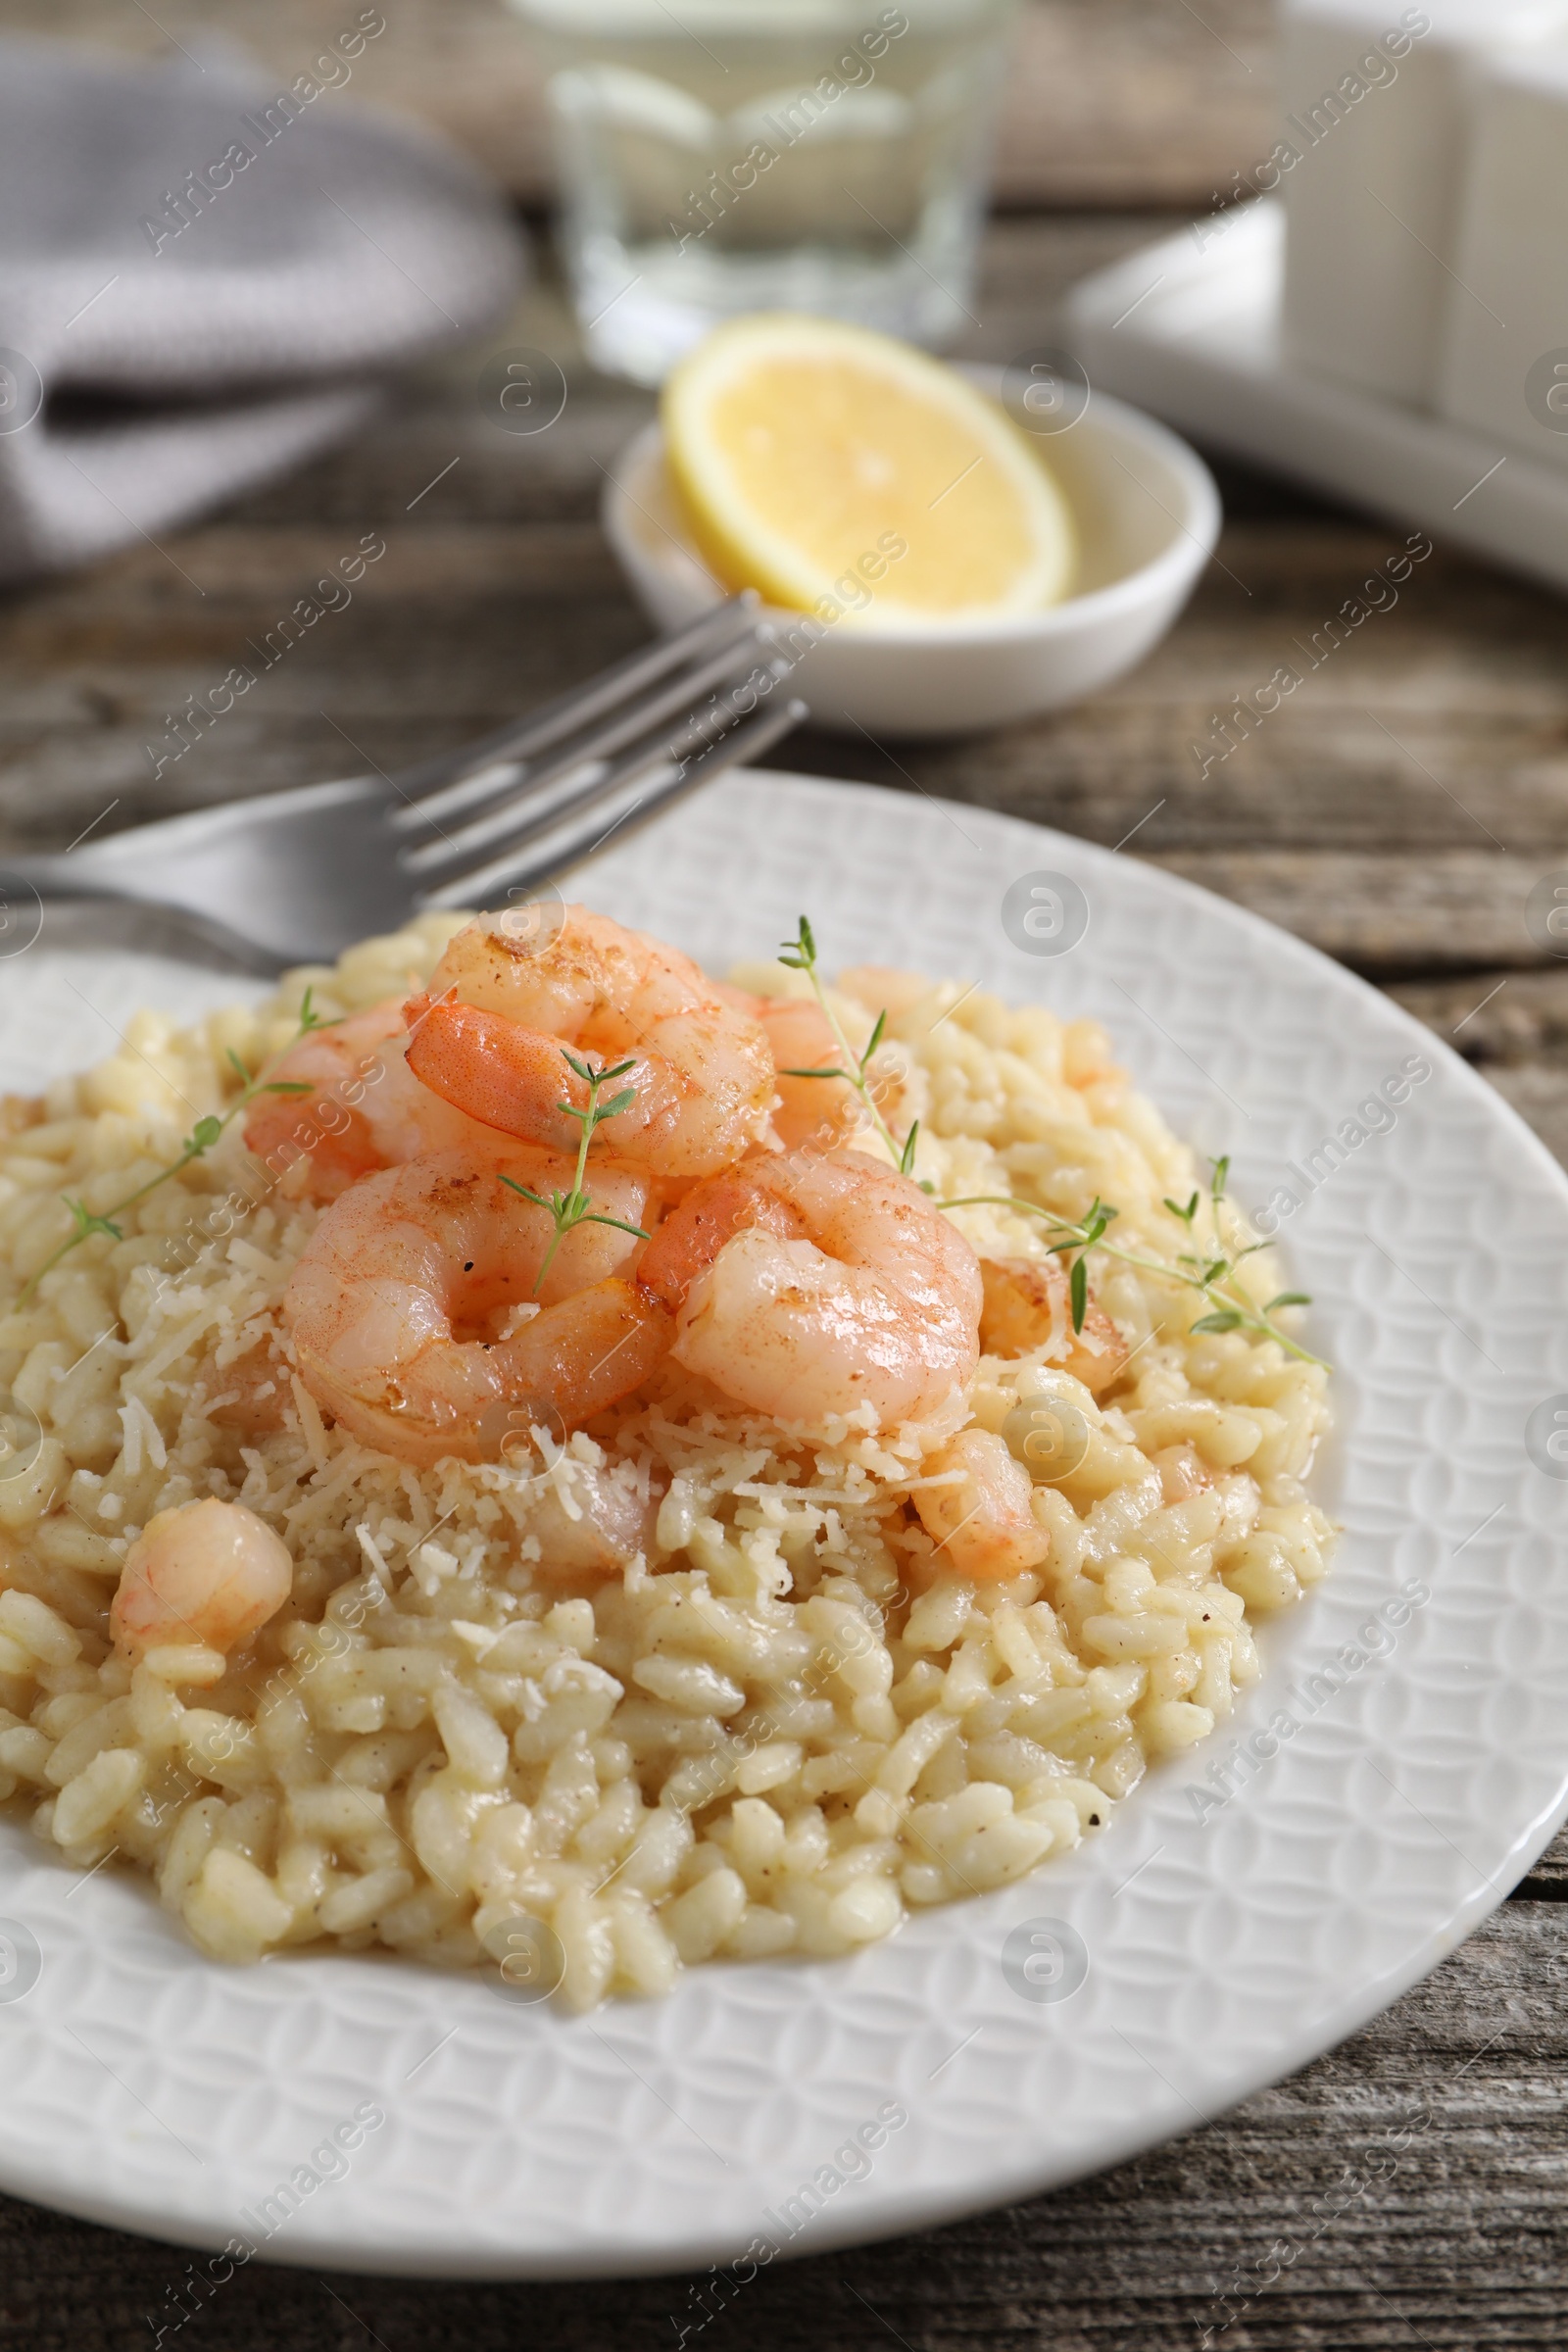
[926, 1190, 1330, 1370]
[776, 916, 918, 1173]
[14, 992, 342, 1306]
[778, 916, 816, 972]
[499, 1177, 551, 1208]
[67, 1199, 122, 1244]
[504, 1050, 647, 1296]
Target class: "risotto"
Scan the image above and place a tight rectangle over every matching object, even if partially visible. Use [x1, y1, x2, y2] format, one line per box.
[0, 910, 1332, 2008]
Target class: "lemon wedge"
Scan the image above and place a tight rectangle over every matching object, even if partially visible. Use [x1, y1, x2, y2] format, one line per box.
[662, 314, 1077, 630]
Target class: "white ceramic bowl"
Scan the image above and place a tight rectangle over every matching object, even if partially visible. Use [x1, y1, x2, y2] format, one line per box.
[600, 375, 1221, 738]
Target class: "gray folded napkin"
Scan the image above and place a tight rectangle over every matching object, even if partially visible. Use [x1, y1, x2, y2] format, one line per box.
[0, 31, 525, 581]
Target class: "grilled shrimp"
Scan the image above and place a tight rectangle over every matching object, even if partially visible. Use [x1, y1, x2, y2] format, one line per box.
[978, 1255, 1129, 1396]
[244, 999, 504, 1200]
[715, 986, 862, 1152]
[205, 1336, 289, 1435]
[636, 1147, 982, 1425]
[111, 1498, 293, 1659]
[283, 1149, 670, 1467]
[912, 1428, 1050, 1580]
[403, 907, 774, 1180]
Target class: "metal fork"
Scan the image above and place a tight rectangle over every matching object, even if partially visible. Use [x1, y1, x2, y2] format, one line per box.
[0, 597, 806, 972]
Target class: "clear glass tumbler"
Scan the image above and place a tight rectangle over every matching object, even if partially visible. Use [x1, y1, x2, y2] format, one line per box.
[507, 0, 1018, 384]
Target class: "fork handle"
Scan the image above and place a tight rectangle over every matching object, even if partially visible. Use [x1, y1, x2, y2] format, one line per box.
[0, 854, 169, 918]
[0, 854, 104, 898]
[0, 853, 298, 972]
[0, 852, 221, 917]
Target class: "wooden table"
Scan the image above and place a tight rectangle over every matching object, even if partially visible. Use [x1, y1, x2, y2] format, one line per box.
[5, 3, 1568, 2342]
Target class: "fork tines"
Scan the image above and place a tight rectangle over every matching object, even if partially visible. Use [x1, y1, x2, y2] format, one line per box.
[420, 691, 808, 909]
[390, 594, 802, 909]
[390, 595, 769, 831]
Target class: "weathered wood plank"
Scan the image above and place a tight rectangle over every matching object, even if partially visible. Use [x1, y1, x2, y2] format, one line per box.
[1517, 1828, 1568, 1893]
[27, 0, 1277, 212]
[1386, 969, 1568, 1196]
[5, 545, 1566, 973]
[6, 219, 1565, 909]
[1390, 967, 1568, 1065]
[0, 207, 1566, 2337]
[1139, 854, 1545, 977]
[781, 523, 1568, 873]
[2, 1902, 1566, 2345]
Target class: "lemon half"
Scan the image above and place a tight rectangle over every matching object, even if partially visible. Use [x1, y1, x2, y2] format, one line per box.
[662, 314, 1078, 630]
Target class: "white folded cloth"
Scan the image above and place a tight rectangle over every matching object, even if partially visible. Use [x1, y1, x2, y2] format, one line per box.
[0, 31, 525, 579]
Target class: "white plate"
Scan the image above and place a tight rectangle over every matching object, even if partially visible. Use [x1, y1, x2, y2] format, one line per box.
[3, 771, 1567, 2278]
[1062, 201, 1568, 597]
[601, 383, 1220, 737]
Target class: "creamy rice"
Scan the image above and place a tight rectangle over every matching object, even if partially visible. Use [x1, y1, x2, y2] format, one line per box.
[0, 916, 1333, 2006]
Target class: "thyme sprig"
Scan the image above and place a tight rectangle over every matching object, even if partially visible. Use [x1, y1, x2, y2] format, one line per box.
[777, 914, 921, 1177]
[500, 1049, 650, 1295]
[940, 1153, 1328, 1368]
[16, 991, 325, 1307]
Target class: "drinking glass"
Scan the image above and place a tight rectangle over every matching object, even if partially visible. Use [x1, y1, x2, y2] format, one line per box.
[506, 0, 1018, 383]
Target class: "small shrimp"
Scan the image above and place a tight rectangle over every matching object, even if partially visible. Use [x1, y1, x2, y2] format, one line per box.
[978, 1255, 1129, 1396]
[403, 906, 774, 1180]
[244, 1000, 503, 1201]
[284, 1150, 670, 1467]
[1152, 1442, 1214, 1504]
[836, 966, 937, 1024]
[530, 1458, 656, 1577]
[913, 1428, 1050, 1580]
[111, 1497, 293, 1659]
[750, 970, 920, 1147]
[715, 986, 861, 1152]
[636, 1147, 982, 1425]
[204, 1336, 289, 1435]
